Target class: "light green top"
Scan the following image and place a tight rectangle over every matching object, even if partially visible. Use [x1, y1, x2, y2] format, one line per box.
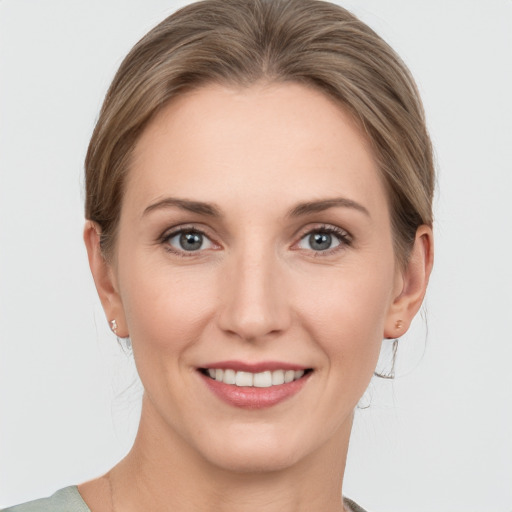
[1, 487, 90, 512]
[2, 486, 367, 512]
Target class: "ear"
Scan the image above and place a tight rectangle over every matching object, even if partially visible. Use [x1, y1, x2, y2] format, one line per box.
[384, 225, 434, 339]
[83, 221, 129, 338]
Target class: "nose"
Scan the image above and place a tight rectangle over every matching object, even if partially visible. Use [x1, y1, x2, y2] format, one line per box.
[217, 244, 291, 342]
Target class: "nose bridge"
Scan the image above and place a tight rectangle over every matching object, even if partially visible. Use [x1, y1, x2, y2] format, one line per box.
[218, 236, 290, 341]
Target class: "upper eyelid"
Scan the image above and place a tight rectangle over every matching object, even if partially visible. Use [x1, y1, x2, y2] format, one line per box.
[160, 223, 214, 240]
[294, 223, 352, 242]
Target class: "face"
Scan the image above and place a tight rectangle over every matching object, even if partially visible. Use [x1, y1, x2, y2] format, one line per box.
[96, 83, 410, 473]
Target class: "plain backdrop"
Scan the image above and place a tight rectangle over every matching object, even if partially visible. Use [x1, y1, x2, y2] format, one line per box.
[1, 1, 511, 511]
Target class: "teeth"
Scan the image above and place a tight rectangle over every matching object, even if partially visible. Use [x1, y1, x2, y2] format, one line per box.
[205, 368, 308, 387]
[223, 369, 236, 384]
[253, 371, 272, 388]
[235, 371, 253, 387]
[272, 370, 285, 385]
[284, 370, 295, 383]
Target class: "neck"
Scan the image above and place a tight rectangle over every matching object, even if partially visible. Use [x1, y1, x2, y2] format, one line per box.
[110, 395, 352, 512]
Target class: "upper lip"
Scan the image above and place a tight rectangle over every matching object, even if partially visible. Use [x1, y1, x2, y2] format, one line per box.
[199, 360, 310, 373]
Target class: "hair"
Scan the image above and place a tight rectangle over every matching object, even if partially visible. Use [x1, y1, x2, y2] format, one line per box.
[85, 0, 434, 266]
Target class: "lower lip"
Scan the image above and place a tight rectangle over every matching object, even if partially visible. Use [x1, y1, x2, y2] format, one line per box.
[199, 372, 311, 409]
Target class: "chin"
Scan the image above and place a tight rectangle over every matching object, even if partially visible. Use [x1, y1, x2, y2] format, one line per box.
[205, 447, 303, 475]
[193, 425, 315, 474]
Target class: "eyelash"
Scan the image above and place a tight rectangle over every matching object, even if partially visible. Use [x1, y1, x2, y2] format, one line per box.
[159, 224, 352, 258]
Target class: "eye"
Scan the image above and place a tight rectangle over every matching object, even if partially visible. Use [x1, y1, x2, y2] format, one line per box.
[296, 226, 351, 253]
[164, 229, 215, 254]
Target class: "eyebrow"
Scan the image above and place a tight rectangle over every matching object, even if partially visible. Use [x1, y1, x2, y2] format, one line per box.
[143, 197, 222, 218]
[142, 196, 369, 219]
[287, 197, 370, 218]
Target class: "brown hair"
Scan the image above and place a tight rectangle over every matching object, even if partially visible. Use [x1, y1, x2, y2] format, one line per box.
[85, 0, 434, 265]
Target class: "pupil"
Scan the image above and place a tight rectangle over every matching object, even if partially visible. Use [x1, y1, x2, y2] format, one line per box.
[180, 232, 202, 251]
[310, 232, 331, 251]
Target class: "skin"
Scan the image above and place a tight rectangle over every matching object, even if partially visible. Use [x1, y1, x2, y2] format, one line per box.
[81, 82, 433, 512]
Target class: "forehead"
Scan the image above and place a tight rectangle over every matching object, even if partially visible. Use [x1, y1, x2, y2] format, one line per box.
[125, 82, 388, 218]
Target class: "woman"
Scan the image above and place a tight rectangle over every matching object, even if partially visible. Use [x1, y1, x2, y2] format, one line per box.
[2, 0, 433, 511]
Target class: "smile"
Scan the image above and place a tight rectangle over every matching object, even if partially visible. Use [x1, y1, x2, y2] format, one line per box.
[201, 368, 309, 387]
[198, 364, 313, 409]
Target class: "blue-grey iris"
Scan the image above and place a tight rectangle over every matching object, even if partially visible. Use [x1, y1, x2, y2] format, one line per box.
[309, 232, 332, 251]
[180, 232, 203, 251]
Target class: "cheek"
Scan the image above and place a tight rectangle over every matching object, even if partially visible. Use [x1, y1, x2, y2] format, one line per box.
[307, 287, 389, 422]
[116, 259, 223, 419]
[118, 254, 220, 357]
[295, 260, 394, 371]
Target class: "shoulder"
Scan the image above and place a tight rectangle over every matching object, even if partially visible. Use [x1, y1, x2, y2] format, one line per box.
[1, 487, 90, 512]
[344, 496, 369, 512]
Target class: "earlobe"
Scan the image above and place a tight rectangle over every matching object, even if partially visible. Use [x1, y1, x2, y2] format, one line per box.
[83, 221, 129, 338]
[384, 225, 434, 339]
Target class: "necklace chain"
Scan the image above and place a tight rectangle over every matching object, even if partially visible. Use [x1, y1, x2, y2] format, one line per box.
[107, 472, 115, 512]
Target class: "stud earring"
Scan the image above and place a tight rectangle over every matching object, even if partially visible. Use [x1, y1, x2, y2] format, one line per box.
[395, 319, 403, 331]
[110, 319, 118, 334]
